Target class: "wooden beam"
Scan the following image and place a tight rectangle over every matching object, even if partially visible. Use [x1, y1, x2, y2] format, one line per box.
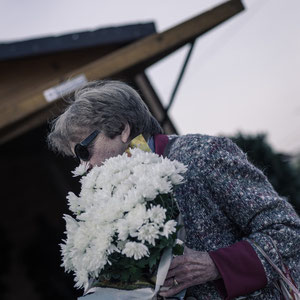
[0, 0, 244, 138]
[134, 72, 178, 135]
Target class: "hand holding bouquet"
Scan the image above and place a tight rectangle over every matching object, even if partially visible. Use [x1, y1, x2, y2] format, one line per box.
[61, 148, 187, 298]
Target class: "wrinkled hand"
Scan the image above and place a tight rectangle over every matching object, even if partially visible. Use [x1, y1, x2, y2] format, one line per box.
[159, 246, 220, 298]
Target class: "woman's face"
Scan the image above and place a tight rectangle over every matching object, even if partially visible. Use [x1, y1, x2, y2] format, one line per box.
[87, 132, 128, 167]
[72, 124, 131, 168]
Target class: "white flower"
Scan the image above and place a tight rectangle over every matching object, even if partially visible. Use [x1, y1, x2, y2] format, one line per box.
[135, 179, 159, 200]
[80, 167, 100, 190]
[72, 162, 90, 177]
[115, 219, 130, 241]
[122, 242, 149, 260]
[170, 173, 185, 185]
[66, 192, 82, 214]
[126, 203, 148, 235]
[92, 224, 114, 254]
[147, 205, 166, 226]
[173, 160, 188, 176]
[107, 244, 120, 255]
[161, 220, 177, 238]
[64, 214, 79, 234]
[137, 223, 160, 246]
[113, 180, 134, 200]
[73, 223, 91, 250]
[155, 178, 173, 194]
[62, 148, 187, 289]
[117, 240, 126, 250]
[80, 245, 107, 274]
[122, 188, 143, 212]
[74, 269, 89, 290]
[110, 169, 131, 188]
[175, 239, 184, 246]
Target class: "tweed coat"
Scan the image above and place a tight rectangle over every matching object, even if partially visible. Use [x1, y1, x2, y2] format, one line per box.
[162, 134, 300, 299]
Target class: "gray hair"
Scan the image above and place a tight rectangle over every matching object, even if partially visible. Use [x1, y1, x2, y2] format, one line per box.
[47, 80, 163, 156]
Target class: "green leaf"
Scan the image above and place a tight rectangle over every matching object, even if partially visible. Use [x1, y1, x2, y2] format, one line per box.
[120, 271, 130, 281]
[135, 258, 147, 268]
[149, 255, 158, 269]
[173, 244, 184, 256]
[111, 273, 120, 280]
[129, 268, 142, 282]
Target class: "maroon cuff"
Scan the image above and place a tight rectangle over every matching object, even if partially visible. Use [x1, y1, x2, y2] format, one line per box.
[209, 240, 267, 299]
[154, 134, 169, 156]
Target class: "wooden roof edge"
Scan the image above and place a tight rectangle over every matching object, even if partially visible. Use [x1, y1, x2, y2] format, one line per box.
[0, 22, 156, 62]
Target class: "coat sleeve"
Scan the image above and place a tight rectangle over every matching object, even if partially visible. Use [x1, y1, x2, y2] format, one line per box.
[197, 137, 300, 298]
[209, 240, 267, 299]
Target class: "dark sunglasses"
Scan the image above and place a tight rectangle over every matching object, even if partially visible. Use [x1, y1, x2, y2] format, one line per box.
[74, 130, 100, 162]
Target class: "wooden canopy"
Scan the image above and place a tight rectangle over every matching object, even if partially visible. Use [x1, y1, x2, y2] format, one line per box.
[0, 0, 244, 144]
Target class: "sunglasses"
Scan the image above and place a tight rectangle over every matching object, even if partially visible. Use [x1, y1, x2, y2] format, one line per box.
[74, 130, 100, 162]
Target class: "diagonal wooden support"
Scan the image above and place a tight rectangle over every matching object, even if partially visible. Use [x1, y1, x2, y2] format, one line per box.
[0, 0, 244, 143]
[134, 72, 178, 135]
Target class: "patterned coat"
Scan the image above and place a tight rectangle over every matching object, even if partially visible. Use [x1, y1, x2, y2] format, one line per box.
[163, 134, 300, 299]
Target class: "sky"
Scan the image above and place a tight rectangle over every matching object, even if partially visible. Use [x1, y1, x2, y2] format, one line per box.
[1, 0, 299, 154]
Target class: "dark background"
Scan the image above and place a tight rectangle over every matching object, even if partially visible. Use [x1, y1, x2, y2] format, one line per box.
[0, 124, 81, 300]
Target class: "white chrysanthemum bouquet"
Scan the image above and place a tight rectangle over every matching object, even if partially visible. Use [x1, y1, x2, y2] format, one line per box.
[61, 148, 187, 295]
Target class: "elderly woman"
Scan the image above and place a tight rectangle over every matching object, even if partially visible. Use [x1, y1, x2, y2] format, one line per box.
[48, 80, 300, 299]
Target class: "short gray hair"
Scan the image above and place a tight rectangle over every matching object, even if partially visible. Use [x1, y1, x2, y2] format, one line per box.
[47, 80, 163, 156]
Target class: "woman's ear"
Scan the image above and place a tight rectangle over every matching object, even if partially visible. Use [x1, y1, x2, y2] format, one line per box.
[121, 123, 131, 143]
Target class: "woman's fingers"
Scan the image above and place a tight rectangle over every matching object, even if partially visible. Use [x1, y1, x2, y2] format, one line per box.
[159, 279, 189, 298]
[163, 277, 174, 287]
[168, 254, 188, 270]
[165, 260, 201, 280]
[160, 250, 220, 297]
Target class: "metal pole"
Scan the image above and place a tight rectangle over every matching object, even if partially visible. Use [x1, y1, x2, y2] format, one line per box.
[165, 40, 196, 113]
